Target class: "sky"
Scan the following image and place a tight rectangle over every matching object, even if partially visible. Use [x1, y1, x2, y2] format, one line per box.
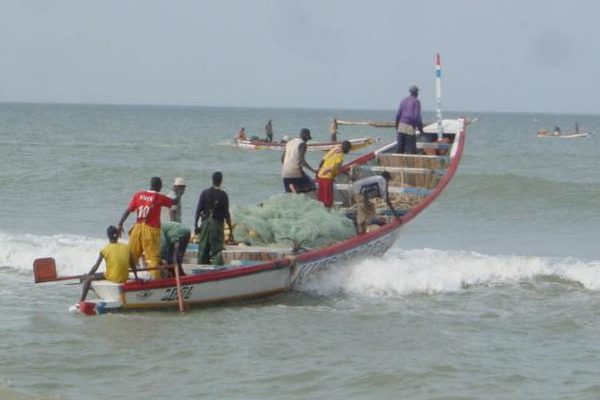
[0, 0, 599, 114]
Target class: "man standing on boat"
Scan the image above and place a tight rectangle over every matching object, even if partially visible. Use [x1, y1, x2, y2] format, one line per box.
[194, 171, 234, 265]
[265, 119, 274, 142]
[316, 140, 351, 208]
[281, 128, 317, 193]
[161, 177, 187, 223]
[117, 177, 180, 279]
[329, 118, 339, 142]
[395, 85, 424, 154]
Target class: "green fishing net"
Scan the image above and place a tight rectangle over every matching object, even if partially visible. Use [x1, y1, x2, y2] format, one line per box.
[231, 194, 355, 249]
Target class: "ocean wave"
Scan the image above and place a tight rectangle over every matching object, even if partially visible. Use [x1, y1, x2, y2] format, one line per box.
[4, 232, 600, 294]
[0, 232, 103, 276]
[301, 248, 600, 297]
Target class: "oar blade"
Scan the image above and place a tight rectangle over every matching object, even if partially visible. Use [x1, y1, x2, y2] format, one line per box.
[33, 257, 58, 283]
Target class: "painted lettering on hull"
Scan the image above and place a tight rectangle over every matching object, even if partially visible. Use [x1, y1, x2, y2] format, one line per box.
[160, 286, 194, 301]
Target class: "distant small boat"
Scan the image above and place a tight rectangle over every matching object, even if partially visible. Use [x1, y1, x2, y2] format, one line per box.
[537, 124, 592, 139]
[536, 130, 591, 139]
[232, 137, 375, 152]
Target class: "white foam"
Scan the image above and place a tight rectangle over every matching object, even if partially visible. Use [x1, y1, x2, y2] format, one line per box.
[0, 232, 104, 276]
[301, 248, 600, 297]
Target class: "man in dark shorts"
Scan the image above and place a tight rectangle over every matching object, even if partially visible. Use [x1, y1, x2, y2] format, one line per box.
[281, 128, 317, 193]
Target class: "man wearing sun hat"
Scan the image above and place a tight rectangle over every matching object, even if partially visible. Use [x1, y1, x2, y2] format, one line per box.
[394, 84, 424, 154]
[163, 177, 187, 223]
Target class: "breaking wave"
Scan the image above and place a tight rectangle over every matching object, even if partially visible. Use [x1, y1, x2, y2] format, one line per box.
[3, 232, 600, 295]
[302, 248, 600, 296]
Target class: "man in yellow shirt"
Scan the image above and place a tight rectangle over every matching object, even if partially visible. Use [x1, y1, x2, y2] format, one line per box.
[316, 140, 351, 208]
[79, 225, 138, 302]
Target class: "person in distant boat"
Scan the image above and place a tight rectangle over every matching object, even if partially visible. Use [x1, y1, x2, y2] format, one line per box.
[265, 119, 274, 142]
[395, 85, 424, 154]
[553, 126, 561, 136]
[160, 221, 191, 277]
[161, 177, 186, 223]
[281, 128, 317, 193]
[351, 171, 398, 233]
[235, 127, 247, 141]
[194, 171, 234, 265]
[79, 225, 138, 302]
[117, 177, 180, 279]
[316, 140, 352, 208]
[329, 118, 339, 142]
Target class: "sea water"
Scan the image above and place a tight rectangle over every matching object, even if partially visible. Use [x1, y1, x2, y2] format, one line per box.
[1, 103, 600, 400]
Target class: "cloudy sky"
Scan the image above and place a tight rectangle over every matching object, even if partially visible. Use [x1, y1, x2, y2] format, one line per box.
[1, 0, 598, 113]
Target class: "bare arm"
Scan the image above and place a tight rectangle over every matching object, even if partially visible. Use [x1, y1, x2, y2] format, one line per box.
[385, 185, 399, 218]
[299, 143, 315, 173]
[117, 209, 131, 236]
[87, 253, 104, 276]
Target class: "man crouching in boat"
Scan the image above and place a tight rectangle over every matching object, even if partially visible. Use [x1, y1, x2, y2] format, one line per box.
[351, 172, 398, 234]
[79, 225, 138, 303]
[160, 221, 190, 277]
[117, 177, 180, 279]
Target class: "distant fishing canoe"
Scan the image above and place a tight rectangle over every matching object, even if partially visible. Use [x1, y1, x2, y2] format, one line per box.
[232, 137, 375, 152]
[536, 131, 591, 139]
[336, 119, 395, 128]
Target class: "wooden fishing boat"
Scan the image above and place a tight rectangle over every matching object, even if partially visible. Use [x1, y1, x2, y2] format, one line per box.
[536, 131, 591, 139]
[537, 124, 592, 139]
[232, 136, 375, 152]
[33, 117, 467, 316]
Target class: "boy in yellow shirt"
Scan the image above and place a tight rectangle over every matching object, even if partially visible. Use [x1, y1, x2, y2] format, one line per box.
[80, 225, 138, 302]
[316, 140, 351, 208]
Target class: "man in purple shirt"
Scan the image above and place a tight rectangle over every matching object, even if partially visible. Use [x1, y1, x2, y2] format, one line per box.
[395, 85, 424, 154]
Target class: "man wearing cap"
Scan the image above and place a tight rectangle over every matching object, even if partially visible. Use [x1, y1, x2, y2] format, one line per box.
[281, 128, 317, 193]
[351, 172, 398, 233]
[79, 225, 138, 303]
[163, 177, 187, 223]
[395, 85, 424, 154]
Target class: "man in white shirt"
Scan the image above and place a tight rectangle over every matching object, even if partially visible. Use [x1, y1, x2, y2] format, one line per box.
[281, 128, 317, 193]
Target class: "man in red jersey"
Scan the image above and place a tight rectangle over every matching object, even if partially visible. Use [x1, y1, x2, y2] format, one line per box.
[117, 177, 180, 279]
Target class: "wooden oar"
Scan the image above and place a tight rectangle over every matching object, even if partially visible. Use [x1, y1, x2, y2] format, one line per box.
[33, 258, 85, 283]
[33, 257, 173, 284]
[172, 263, 186, 313]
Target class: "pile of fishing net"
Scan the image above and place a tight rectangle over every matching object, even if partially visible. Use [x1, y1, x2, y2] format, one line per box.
[231, 194, 355, 249]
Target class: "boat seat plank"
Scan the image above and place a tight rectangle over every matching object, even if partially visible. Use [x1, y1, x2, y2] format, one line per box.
[377, 153, 450, 169]
[334, 183, 432, 196]
[358, 165, 444, 175]
[416, 142, 450, 150]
